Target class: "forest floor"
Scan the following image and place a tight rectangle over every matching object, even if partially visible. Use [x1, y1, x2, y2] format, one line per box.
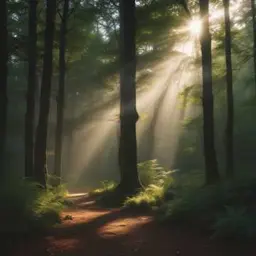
[10, 193, 255, 256]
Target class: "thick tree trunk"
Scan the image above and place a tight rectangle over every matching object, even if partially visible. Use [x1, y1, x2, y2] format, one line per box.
[223, 0, 234, 178]
[0, 0, 8, 178]
[118, 0, 141, 194]
[199, 0, 220, 185]
[54, 0, 69, 185]
[25, 0, 38, 178]
[34, 0, 57, 187]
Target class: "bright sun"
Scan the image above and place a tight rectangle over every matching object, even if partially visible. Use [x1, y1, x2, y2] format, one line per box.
[189, 18, 202, 36]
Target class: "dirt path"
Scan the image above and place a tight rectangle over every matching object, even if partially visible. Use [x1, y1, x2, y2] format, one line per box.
[11, 194, 255, 256]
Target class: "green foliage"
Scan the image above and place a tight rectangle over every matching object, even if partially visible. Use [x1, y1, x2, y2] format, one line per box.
[170, 169, 204, 191]
[159, 176, 256, 240]
[123, 160, 174, 210]
[89, 180, 117, 196]
[0, 179, 67, 234]
[88, 160, 174, 209]
[212, 206, 256, 240]
[138, 159, 173, 187]
[123, 184, 165, 210]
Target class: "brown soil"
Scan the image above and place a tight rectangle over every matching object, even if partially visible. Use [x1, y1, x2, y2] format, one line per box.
[10, 194, 255, 256]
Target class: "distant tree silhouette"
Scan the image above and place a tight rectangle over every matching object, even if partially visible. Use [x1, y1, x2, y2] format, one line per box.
[34, 0, 57, 187]
[199, 0, 220, 184]
[54, 0, 70, 185]
[223, 0, 234, 178]
[0, 0, 8, 178]
[25, 0, 38, 178]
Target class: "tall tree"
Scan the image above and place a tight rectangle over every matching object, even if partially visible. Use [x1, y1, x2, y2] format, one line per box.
[199, 0, 220, 184]
[251, 0, 256, 91]
[25, 0, 38, 178]
[118, 0, 141, 193]
[0, 0, 8, 178]
[54, 0, 69, 185]
[223, 0, 234, 178]
[34, 0, 57, 187]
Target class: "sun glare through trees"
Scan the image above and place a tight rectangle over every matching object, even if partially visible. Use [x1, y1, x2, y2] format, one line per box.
[188, 18, 202, 36]
[2, 0, 256, 255]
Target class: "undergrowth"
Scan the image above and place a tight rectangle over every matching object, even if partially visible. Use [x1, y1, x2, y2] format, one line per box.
[138, 159, 173, 187]
[123, 160, 197, 210]
[89, 180, 117, 197]
[159, 175, 256, 240]
[123, 184, 166, 210]
[90, 160, 174, 209]
[0, 178, 67, 234]
[89, 160, 256, 241]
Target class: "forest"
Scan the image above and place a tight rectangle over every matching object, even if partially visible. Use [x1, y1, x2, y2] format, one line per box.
[1, 0, 256, 255]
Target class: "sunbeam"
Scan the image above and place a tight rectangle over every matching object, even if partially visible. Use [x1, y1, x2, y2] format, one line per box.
[189, 18, 202, 36]
[65, 38, 201, 188]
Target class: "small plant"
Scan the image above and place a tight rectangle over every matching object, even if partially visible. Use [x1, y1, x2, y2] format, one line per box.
[90, 180, 117, 196]
[32, 185, 67, 228]
[124, 184, 165, 210]
[123, 160, 174, 210]
[0, 178, 67, 233]
[138, 159, 173, 187]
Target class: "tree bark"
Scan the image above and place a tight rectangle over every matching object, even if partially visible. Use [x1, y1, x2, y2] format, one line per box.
[251, 0, 256, 92]
[34, 0, 57, 187]
[118, 0, 141, 194]
[25, 0, 38, 178]
[54, 0, 69, 185]
[199, 0, 220, 185]
[0, 0, 8, 179]
[223, 0, 234, 178]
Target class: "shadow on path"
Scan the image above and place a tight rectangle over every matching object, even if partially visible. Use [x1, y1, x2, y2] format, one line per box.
[11, 194, 256, 256]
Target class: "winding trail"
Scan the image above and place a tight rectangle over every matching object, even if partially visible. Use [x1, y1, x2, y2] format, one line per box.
[12, 194, 255, 256]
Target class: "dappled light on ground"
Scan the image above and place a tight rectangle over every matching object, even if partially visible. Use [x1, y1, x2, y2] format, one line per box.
[11, 194, 255, 256]
[97, 216, 152, 237]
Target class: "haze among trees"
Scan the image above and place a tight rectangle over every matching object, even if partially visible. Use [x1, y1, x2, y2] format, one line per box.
[2, 0, 256, 255]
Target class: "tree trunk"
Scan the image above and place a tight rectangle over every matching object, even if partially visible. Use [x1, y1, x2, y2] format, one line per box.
[25, 0, 38, 178]
[54, 0, 69, 186]
[118, 0, 141, 194]
[223, 0, 234, 178]
[251, 0, 256, 92]
[34, 0, 57, 187]
[0, 0, 8, 178]
[199, 0, 220, 185]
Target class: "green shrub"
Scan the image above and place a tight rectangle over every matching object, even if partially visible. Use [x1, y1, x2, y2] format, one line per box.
[159, 176, 256, 239]
[170, 169, 204, 191]
[123, 160, 174, 210]
[0, 178, 67, 234]
[88, 161, 174, 209]
[89, 180, 117, 196]
[124, 184, 166, 210]
[138, 159, 173, 187]
[89, 180, 123, 207]
[212, 206, 256, 240]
